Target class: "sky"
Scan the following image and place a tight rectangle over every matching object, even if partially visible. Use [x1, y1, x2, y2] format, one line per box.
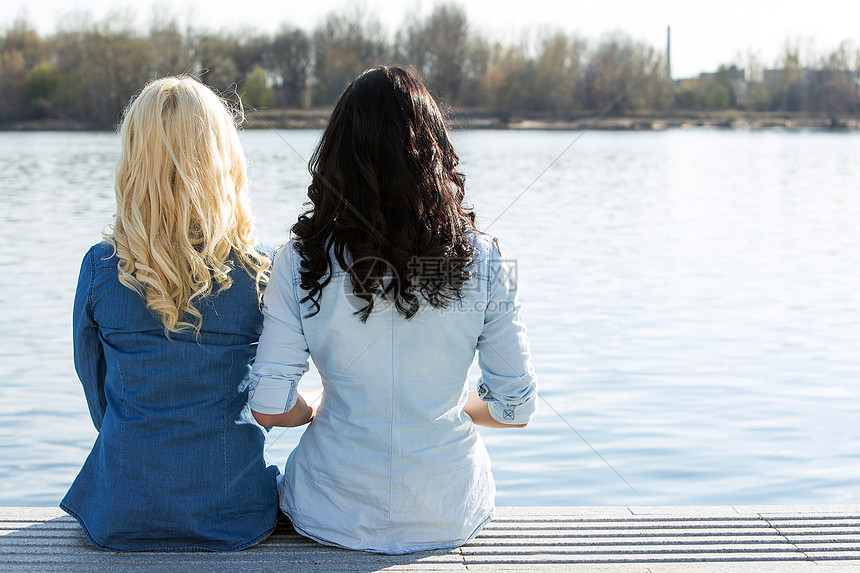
[2, 0, 859, 78]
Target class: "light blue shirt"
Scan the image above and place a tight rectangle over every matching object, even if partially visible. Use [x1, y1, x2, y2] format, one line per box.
[249, 232, 537, 554]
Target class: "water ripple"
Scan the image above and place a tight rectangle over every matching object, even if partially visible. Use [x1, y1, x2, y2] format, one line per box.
[1, 129, 859, 506]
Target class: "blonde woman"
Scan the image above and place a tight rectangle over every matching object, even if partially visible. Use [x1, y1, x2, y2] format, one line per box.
[60, 77, 282, 551]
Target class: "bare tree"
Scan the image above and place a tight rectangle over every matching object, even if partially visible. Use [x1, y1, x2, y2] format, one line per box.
[533, 31, 587, 114]
[809, 41, 858, 115]
[272, 26, 311, 108]
[398, 4, 469, 105]
[312, 7, 389, 106]
[49, 12, 152, 125]
[771, 40, 805, 111]
[148, 7, 193, 79]
[584, 32, 672, 113]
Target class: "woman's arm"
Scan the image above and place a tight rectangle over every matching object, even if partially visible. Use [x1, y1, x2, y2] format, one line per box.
[473, 238, 538, 427]
[73, 247, 107, 431]
[465, 390, 528, 428]
[248, 246, 314, 426]
[252, 391, 316, 427]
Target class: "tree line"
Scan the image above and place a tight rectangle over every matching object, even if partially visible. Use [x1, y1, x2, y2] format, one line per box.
[1, 4, 858, 127]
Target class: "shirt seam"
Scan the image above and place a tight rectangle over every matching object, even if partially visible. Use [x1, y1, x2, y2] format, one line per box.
[88, 246, 96, 318]
[285, 245, 303, 414]
[485, 239, 493, 307]
[387, 308, 395, 546]
[223, 353, 233, 492]
[287, 243, 302, 308]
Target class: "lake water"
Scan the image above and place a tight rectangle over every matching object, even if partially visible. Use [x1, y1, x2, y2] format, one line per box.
[1, 127, 858, 507]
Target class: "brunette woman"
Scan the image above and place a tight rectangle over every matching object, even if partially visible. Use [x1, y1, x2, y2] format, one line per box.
[249, 66, 537, 554]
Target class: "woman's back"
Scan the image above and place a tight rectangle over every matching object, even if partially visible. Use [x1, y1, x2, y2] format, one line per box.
[62, 76, 278, 552]
[62, 243, 278, 551]
[251, 233, 534, 553]
[248, 66, 536, 554]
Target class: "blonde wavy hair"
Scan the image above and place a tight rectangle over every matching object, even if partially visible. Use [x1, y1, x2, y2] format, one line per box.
[107, 76, 270, 335]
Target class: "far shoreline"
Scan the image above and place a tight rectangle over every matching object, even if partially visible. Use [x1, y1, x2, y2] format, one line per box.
[1, 110, 857, 132]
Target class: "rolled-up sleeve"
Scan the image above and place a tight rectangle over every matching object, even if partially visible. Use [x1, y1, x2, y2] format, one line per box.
[476, 240, 537, 425]
[73, 247, 107, 431]
[248, 246, 310, 415]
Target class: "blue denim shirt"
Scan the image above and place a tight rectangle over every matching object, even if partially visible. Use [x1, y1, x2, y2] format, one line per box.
[61, 242, 279, 552]
[249, 232, 537, 554]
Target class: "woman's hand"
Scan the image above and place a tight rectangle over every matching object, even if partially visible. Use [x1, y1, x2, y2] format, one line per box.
[464, 390, 528, 429]
[252, 389, 320, 427]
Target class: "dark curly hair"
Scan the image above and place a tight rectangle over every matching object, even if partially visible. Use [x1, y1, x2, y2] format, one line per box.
[292, 65, 477, 321]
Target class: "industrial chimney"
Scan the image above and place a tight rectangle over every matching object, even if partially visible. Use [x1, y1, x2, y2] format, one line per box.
[667, 26, 672, 80]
